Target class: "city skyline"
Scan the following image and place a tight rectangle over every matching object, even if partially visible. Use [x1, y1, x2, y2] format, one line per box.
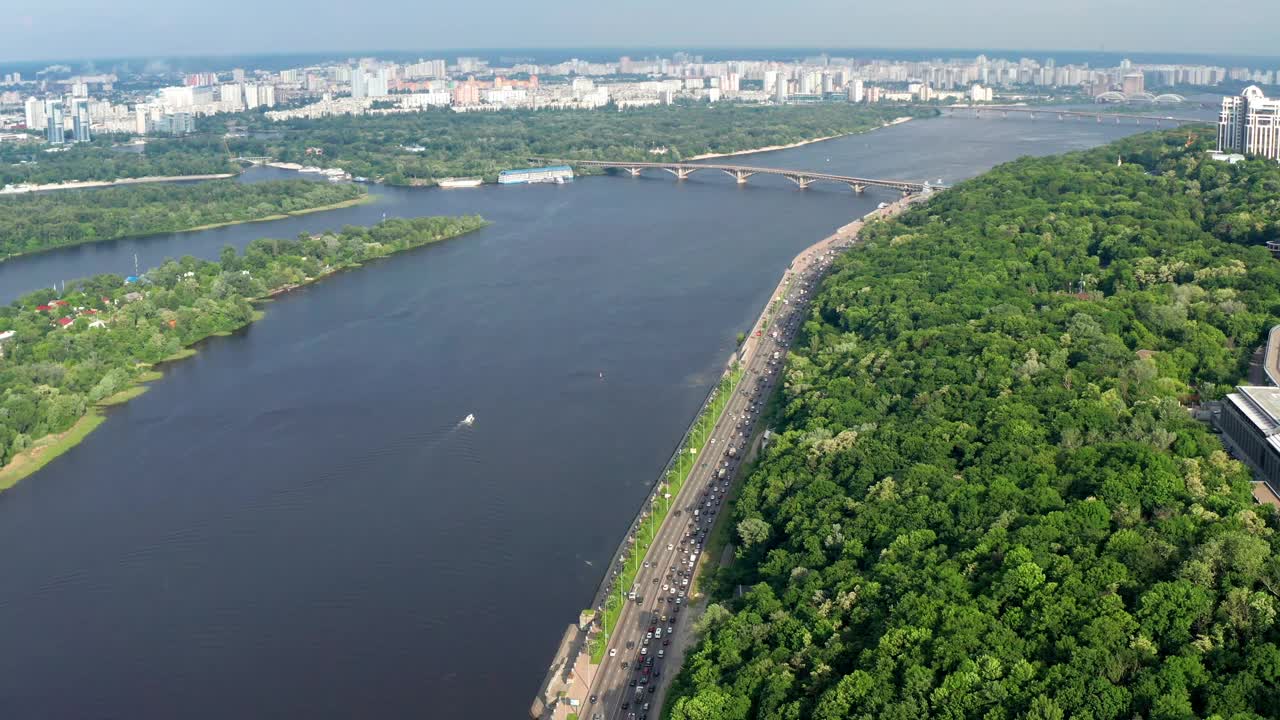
[3, 0, 1280, 62]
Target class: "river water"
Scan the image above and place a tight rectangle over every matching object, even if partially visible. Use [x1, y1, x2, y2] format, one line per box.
[0, 115, 1153, 718]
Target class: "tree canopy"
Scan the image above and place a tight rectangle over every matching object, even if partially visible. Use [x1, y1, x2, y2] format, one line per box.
[665, 130, 1280, 720]
[0, 215, 484, 476]
[0, 180, 364, 257]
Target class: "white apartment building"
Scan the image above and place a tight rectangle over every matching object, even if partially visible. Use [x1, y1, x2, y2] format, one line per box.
[1219, 86, 1280, 162]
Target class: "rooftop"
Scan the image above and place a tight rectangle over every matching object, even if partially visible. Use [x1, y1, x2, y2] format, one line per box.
[1252, 481, 1280, 508]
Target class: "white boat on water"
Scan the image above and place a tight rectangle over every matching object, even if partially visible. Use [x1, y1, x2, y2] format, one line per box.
[438, 177, 484, 188]
[462, 413, 476, 425]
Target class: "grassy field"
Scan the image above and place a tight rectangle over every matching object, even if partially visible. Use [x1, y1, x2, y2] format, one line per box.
[589, 364, 744, 663]
[0, 411, 107, 490]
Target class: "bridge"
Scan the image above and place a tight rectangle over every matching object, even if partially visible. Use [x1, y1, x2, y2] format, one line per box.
[539, 159, 936, 195]
[940, 105, 1207, 125]
[234, 156, 274, 165]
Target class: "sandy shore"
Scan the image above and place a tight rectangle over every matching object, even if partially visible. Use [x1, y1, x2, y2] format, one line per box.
[685, 116, 916, 162]
[0, 173, 237, 195]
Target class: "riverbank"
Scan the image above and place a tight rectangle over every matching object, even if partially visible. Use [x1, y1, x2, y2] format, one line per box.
[0, 216, 486, 493]
[530, 189, 928, 720]
[0, 173, 238, 195]
[0, 192, 374, 266]
[684, 116, 916, 161]
[180, 193, 373, 232]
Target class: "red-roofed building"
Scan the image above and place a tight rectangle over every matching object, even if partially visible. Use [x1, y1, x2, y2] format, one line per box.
[35, 304, 51, 312]
[56, 317, 73, 327]
[53, 300, 68, 307]
[84, 309, 97, 314]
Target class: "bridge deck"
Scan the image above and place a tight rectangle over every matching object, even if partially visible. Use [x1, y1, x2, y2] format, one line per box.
[539, 158, 935, 193]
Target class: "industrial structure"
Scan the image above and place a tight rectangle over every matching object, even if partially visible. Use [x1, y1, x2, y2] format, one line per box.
[1214, 325, 1280, 507]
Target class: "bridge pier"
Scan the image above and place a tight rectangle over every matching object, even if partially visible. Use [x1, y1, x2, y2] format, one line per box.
[663, 167, 694, 181]
[848, 183, 866, 195]
[624, 167, 643, 177]
[724, 169, 755, 184]
[789, 176, 813, 190]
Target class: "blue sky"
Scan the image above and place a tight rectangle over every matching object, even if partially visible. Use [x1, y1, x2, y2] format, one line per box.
[2, 0, 1276, 62]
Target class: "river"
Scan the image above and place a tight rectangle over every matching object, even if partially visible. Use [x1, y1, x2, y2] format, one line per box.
[0, 115, 1157, 718]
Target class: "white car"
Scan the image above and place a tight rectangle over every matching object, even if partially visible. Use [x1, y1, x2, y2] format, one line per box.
[610, 648, 617, 657]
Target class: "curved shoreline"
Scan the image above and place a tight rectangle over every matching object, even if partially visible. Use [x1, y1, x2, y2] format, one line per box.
[683, 116, 916, 161]
[0, 173, 238, 195]
[0, 219, 485, 492]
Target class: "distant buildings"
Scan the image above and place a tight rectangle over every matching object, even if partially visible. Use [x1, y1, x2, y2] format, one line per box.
[72, 99, 91, 143]
[969, 84, 994, 103]
[45, 100, 64, 144]
[24, 96, 44, 130]
[1219, 86, 1280, 162]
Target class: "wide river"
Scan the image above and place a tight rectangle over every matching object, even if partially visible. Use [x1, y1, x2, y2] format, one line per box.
[0, 114, 1165, 718]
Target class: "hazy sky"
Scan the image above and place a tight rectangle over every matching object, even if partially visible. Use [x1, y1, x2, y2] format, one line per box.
[2, 0, 1278, 62]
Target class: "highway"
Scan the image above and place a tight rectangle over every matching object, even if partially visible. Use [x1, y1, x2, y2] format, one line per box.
[579, 204, 884, 720]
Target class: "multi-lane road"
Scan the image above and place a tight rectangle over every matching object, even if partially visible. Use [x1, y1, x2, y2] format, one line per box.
[579, 205, 881, 720]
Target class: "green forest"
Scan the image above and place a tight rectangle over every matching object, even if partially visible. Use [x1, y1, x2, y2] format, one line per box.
[0, 180, 365, 257]
[222, 103, 934, 185]
[0, 136, 235, 185]
[3, 104, 932, 187]
[0, 215, 485, 480]
[665, 131, 1280, 720]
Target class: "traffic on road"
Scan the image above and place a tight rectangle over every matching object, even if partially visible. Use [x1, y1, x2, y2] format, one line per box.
[582, 232, 852, 720]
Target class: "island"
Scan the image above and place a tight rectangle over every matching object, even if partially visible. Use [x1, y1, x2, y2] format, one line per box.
[0, 179, 368, 259]
[0, 215, 486, 490]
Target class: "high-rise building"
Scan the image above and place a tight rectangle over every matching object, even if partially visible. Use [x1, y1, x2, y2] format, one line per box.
[46, 100, 65, 144]
[847, 78, 864, 103]
[135, 103, 152, 135]
[232, 68, 246, 82]
[72, 99, 91, 142]
[351, 71, 367, 99]
[1122, 73, 1145, 96]
[1219, 86, 1280, 161]
[24, 97, 45, 130]
[774, 74, 787, 104]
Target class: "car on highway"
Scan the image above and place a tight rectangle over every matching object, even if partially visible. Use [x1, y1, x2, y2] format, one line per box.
[610, 648, 617, 657]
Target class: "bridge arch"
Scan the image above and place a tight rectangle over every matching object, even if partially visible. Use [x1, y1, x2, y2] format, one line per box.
[1095, 91, 1128, 103]
[1153, 93, 1186, 103]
